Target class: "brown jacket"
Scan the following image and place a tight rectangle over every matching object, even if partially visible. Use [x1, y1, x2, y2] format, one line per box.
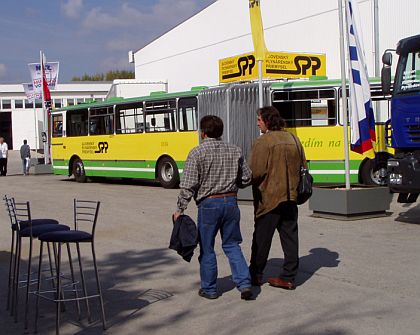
[250, 130, 306, 218]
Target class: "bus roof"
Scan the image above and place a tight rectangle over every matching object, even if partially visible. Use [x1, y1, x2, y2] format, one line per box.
[51, 86, 206, 113]
[270, 77, 381, 89]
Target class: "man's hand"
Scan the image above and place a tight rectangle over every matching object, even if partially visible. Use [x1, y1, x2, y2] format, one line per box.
[173, 211, 182, 222]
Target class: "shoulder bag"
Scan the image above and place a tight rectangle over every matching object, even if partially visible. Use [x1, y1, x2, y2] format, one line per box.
[290, 134, 313, 205]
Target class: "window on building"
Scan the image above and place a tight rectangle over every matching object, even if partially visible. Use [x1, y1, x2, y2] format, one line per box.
[77, 98, 84, 105]
[52, 114, 63, 137]
[116, 102, 144, 134]
[144, 99, 176, 132]
[89, 107, 114, 135]
[67, 98, 75, 106]
[178, 97, 198, 131]
[14, 99, 24, 109]
[35, 99, 42, 108]
[1, 99, 11, 109]
[272, 89, 337, 127]
[67, 109, 88, 136]
[53, 99, 62, 108]
[24, 100, 34, 109]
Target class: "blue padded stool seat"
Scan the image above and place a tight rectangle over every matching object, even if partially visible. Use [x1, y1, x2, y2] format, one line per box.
[19, 219, 59, 230]
[39, 230, 93, 243]
[20, 224, 70, 238]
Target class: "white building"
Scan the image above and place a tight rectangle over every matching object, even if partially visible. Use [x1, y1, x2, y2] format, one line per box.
[0, 82, 111, 150]
[133, 0, 420, 92]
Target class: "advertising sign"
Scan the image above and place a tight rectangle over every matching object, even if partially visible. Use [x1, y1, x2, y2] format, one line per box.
[219, 52, 326, 83]
[28, 62, 59, 93]
[22, 82, 42, 103]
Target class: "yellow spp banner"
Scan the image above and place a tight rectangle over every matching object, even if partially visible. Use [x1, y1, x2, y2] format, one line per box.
[249, 0, 267, 61]
[219, 51, 327, 83]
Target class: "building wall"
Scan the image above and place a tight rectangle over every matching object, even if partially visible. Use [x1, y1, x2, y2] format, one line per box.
[134, 0, 420, 92]
[0, 82, 111, 150]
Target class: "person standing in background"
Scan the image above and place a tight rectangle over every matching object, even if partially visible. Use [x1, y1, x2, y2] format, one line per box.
[0, 137, 8, 176]
[20, 139, 31, 175]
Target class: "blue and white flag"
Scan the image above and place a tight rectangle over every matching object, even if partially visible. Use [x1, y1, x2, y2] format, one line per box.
[345, 0, 376, 158]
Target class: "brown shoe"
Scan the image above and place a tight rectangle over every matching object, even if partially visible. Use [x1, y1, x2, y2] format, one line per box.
[267, 277, 296, 290]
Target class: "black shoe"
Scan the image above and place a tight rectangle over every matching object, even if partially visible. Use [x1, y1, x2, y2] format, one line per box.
[198, 289, 218, 300]
[240, 287, 253, 300]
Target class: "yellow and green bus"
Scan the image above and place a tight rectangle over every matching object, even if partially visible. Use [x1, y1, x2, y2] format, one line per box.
[51, 88, 202, 188]
[50, 78, 392, 187]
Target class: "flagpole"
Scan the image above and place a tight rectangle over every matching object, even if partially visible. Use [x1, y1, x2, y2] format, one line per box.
[40, 50, 49, 165]
[338, 0, 351, 189]
[258, 60, 263, 108]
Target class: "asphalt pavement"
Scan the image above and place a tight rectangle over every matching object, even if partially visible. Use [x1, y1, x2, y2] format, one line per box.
[1, 151, 419, 335]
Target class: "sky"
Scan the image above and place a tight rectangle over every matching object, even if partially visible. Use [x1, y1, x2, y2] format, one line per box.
[0, 0, 216, 83]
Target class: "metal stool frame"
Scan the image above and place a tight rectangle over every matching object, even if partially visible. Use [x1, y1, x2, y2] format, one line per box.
[35, 199, 106, 334]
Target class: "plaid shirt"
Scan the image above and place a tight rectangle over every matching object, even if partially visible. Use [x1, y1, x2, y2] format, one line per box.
[177, 138, 252, 212]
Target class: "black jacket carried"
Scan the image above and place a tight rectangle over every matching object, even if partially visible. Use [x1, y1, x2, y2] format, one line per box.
[169, 215, 198, 262]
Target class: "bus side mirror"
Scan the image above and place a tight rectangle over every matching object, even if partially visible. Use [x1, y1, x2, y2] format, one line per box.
[381, 65, 392, 95]
[381, 51, 393, 95]
[382, 52, 392, 66]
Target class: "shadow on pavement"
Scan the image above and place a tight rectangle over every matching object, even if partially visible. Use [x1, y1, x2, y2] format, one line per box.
[395, 203, 420, 224]
[265, 247, 340, 287]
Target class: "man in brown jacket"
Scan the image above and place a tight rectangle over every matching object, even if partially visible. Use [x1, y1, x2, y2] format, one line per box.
[249, 106, 307, 290]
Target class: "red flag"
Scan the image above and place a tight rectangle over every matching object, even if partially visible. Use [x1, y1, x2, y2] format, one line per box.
[42, 59, 51, 103]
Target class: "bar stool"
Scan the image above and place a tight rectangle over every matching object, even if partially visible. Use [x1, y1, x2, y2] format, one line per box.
[3, 195, 58, 315]
[12, 200, 71, 329]
[35, 199, 106, 335]
[3, 195, 59, 316]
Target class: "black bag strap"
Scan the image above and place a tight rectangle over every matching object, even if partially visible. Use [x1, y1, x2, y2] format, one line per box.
[289, 132, 304, 166]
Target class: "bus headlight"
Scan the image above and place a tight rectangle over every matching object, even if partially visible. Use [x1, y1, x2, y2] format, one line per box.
[388, 173, 402, 184]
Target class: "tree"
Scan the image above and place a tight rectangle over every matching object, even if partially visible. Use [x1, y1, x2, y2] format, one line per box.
[72, 70, 135, 81]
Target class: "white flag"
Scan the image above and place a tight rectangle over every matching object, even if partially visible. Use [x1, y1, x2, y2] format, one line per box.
[28, 61, 59, 94]
[22, 83, 42, 103]
[345, 0, 376, 158]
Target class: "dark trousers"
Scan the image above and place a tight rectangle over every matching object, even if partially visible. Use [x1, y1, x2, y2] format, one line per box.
[0, 158, 7, 176]
[250, 201, 299, 281]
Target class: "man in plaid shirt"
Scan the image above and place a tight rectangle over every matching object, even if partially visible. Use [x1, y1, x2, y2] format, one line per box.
[173, 115, 253, 300]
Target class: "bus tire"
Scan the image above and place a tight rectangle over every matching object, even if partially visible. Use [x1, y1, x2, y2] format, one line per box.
[157, 157, 180, 189]
[360, 156, 388, 186]
[73, 158, 87, 183]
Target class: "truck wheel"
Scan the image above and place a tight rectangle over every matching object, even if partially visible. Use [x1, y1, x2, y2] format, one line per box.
[73, 158, 87, 183]
[360, 158, 388, 186]
[157, 157, 179, 189]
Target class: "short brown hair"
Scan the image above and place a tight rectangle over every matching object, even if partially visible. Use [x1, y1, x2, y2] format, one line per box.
[257, 106, 286, 131]
[200, 115, 224, 138]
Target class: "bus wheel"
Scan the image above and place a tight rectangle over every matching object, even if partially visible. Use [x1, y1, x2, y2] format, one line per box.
[360, 158, 388, 186]
[73, 158, 87, 183]
[157, 157, 180, 189]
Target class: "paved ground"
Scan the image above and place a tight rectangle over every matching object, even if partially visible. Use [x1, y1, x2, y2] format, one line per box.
[1, 151, 420, 335]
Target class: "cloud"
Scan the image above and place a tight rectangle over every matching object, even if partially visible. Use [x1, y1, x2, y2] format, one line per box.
[0, 64, 6, 78]
[62, 0, 83, 19]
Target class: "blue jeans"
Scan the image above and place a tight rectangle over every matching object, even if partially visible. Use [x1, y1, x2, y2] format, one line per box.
[197, 196, 251, 295]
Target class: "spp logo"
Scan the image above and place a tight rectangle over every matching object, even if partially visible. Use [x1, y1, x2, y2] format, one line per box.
[94, 142, 108, 153]
[35, 64, 52, 71]
[222, 55, 256, 80]
[267, 56, 322, 76]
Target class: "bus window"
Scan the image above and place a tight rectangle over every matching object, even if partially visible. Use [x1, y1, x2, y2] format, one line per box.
[67, 109, 88, 137]
[116, 102, 144, 134]
[178, 97, 198, 131]
[89, 107, 114, 135]
[272, 89, 336, 127]
[145, 99, 176, 132]
[52, 114, 63, 137]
